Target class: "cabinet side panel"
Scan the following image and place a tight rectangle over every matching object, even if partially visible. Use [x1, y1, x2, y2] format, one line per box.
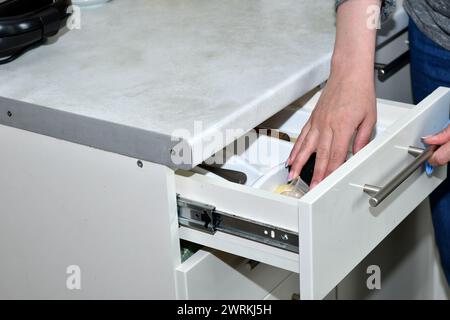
[0, 125, 180, 299]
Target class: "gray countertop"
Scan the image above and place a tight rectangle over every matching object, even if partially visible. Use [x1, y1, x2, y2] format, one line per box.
[0, 0, 406, 168]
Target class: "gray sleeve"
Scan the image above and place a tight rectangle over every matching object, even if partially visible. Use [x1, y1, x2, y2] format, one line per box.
[335, 0, 396, 21]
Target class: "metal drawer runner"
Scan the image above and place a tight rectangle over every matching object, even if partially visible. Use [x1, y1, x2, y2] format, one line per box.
[177, 196, 298, 253]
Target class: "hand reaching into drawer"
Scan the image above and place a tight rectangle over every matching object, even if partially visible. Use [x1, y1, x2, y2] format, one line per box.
[286, 72, 377, 188]
[286, 0, 379, 189]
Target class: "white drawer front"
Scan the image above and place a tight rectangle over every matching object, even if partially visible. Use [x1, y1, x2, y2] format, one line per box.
[176, 87, 450, 300]
[176, 174, 300, 273]
[176, 249, 291, 300]
[299, 87, 450, 299]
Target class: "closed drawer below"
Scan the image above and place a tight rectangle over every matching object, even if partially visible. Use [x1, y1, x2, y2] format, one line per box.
[176, 248, 292, 300]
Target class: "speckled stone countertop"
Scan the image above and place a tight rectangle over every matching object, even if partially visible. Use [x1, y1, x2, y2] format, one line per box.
[0, 0, 406, 168]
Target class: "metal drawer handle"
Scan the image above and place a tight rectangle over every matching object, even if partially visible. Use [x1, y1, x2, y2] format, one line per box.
[363, 145, 437, 207]
[374, 50, 410, 82]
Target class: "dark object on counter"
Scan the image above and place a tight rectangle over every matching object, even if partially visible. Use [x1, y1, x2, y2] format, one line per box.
[0, 0, 72, 65]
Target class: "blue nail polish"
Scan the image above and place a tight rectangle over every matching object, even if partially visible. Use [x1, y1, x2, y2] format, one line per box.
[425, 162, 434, 176]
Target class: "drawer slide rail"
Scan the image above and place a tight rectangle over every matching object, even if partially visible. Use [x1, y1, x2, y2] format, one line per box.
[177, 196, 298, 253]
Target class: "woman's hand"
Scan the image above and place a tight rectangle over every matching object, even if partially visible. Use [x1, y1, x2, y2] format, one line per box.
[286, 69, 376, 188]
[424, 125, 450, 166]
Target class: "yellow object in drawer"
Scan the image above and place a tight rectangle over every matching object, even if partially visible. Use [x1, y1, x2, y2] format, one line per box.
[274, 184, 292, 194]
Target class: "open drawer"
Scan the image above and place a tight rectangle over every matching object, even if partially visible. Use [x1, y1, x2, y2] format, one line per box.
[175, 87, 450, 299]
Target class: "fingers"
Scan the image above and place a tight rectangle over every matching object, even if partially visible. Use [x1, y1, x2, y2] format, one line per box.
[424, 125, 450, 167]
[310, 130, 333, 188]
[423, 125, 450, 146]
[287, 118, 373, 188]
[287, 122, 311, 166]
[428, 142, 450, 167]
[352, 115, 376, 154]
[325, 128, 354, 176]
[285, 77, 377, 187]
[288, 128, 319, 181]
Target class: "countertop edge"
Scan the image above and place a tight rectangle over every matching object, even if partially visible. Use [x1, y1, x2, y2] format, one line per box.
[0, 96, 193, 170]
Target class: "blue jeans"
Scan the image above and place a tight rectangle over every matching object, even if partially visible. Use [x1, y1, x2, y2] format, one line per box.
[409, 19, 450, 285]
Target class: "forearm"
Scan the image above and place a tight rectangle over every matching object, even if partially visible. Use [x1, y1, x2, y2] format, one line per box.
[287, 0, 391, 184]
[331, 0, 381, 84]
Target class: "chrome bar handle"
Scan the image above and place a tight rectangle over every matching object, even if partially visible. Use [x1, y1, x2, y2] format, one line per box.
[363, 145, 437, 208]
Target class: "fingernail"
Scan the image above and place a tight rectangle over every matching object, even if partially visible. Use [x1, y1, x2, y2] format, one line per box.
[421, 135, 432, 140]
[425, 162, 434, 176]
[287, 172, 294, 181]
[284, 160, 289, 168]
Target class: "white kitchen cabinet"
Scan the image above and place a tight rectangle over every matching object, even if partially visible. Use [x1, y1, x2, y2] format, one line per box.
[375, 30, 413, 104]
[375, 0, 413, 104]
[1, 87, 447, 299]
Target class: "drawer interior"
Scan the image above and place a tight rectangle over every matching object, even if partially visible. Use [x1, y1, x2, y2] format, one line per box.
[179, 92, 410, 196]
